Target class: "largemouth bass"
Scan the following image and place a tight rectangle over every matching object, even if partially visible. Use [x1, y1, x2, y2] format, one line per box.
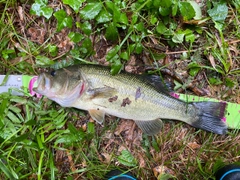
[33, 65, 227, 135]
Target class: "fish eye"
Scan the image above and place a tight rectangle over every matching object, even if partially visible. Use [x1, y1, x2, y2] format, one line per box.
[50, 70, 56, 77]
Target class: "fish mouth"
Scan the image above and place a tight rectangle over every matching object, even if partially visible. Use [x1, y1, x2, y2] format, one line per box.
[33, 73, 51, 95]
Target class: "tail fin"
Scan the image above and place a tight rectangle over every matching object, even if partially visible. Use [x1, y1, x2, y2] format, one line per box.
[190, 102, 228, 134]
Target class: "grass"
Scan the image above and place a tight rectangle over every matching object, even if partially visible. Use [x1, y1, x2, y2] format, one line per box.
[0, 0, 240, 179]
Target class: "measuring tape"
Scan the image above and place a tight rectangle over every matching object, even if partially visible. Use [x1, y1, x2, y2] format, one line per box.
[1, 75, 240, 129]
[176, 93, 240, 129]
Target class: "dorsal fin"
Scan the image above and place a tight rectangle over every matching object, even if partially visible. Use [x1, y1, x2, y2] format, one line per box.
[142, 75, 170, 95]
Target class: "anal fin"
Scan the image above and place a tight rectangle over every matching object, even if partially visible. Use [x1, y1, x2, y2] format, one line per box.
[134, 119, 163, 135]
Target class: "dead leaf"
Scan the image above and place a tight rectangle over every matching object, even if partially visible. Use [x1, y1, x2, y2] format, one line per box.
[27, 27, 46, 44]
[94, 35, 108, 60]
[17, 6, 24, 21]
[100, 153, 112, 163]
[81, 123, 87, 132]
[208, 54, 216, 70]
[175, 127, 188, 141]
[229, 44, 239, 56]
[153, 165, 175, 178]
[125, 56, 137, 73]
[187, 142, 201, 150]
[114, 120, 133, 136]
[137, 153, 146, 168]
[66, 150, 77, 172]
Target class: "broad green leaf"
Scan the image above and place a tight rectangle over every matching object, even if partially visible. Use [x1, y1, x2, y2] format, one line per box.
[63, 0, 84, 13]
[189, 67, 201, 76]
[87, 122, 95, 134]
[179, 2, 195, 20]
[48, 45, 58, 57]
[174, 80, 183, 91]
[158, 173, 177, 180]
[0, 160, 17, 179]
[156, 21, 168, 35]
[134, 22, 144, 31]
[119, 13, 128, 25]
[30, 0, 53, 19]
[189, 1, 202, 20]
[127, 44, 136, 54]
[55, 134, 78, 145]
[151, 53, 166, 60]
[10, 96, 27, 103]
[110, 60, 122, 75]
[159, 7, 171, 16]
[105, 1, 121, 23]
[105, 23, 118, 41]
[153, 0, 161, 8]
[230, 69, 240, 75]
[54, 10, 73, 32]
[225, 78, 235, 88]
[131, 13, 138, 24]
[172, 33, 184, 43]
[214, 22, 224, 31]
[105, 1, 115, 13]
[182, 29, 195, 43]
[96, 9, 112, 24]
[106, 45, 122, 75]
[185, 33, 195, 43]
[130, 34, 140, 42]
[77, 21, 92, 36]
[8, 105, 21, 114]
[172, 2, 178, 16]
[79, 38, 94, 56]
[117, 150, 137, 167]
[207, 3, 228, 23]
[150, 15, 158, 25]
[51, 58, 75, 69]
[161, 0, 172, 8]
[68, 32, 84, 43]
[54, 112, 68, 129]
[13, 133, 29, 142]
[106, 45, 120, 61]
[68, 122, 79, 135]
[30, 1, 45, 16]
[209, 77, 223, 85]
[172, 29, 192, 44]
[120, 51, 129, 60]
[80, 3, 102, 20]
[135, 43, 143, 54]
[36, 55, 54, 66]
[41, 6, 53, 19]
[7, 111, 21, 123]
[1, 49, 16, 60]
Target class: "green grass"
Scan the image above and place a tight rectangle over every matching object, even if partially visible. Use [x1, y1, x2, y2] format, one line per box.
[0, 0, 240, 179]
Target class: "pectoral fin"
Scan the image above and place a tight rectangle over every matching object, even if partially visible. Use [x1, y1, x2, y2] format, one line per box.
[88, 109, 105, 124]
[134, 119, 163, 135]
[86, 86, 117, 98]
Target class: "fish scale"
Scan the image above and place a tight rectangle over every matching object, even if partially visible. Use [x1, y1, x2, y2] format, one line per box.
[78, 66, 191, 121]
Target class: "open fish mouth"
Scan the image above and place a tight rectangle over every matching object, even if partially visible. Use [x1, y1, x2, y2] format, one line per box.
[33, 73, 51, 95]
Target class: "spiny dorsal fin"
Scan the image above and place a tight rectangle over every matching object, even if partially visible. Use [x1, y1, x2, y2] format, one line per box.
[142, 75, 170, 95]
